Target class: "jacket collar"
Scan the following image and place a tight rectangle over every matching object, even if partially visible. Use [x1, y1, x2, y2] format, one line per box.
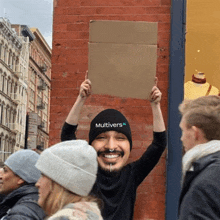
[0, 184, 37, 205]
[182, 140, 220, 181]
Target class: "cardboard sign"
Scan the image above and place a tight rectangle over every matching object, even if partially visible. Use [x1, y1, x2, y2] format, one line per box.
[88, 20, 158, 99]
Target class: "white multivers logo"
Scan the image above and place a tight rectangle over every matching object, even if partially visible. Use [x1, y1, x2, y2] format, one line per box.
[95, 122, 127, 128]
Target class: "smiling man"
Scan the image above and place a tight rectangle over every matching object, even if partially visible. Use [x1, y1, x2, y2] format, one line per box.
[0, 150, 45, 220]
[61, 76, 167, 220]
[88, 109, 132, 174]
[178, 95, 220, 220]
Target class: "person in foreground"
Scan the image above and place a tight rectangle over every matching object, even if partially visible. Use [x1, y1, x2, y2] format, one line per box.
[0, 150, 45, 220]
[35, 140, 103, 220]
[178, 95, 220, 219]
[61, 76, 167, 220]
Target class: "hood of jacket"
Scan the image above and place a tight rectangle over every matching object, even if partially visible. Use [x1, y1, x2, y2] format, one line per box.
[192, 150, 220, 173]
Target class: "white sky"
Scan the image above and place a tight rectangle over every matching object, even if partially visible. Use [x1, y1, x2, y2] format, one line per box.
[0, 0, 53, 48]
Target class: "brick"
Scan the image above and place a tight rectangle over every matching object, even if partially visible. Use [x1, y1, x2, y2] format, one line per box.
[62, 39, 88, 48]
[161, 0, 171, 6]
[51, 88, 79, 98]
[48, 129, 61, 141]
[158, 22, 171, 32]
[53, 23, 68, 32]
[51, 80, 78, 89]
[50, 97, 76, 106]
[56, 0, 81, 7]
[66, 55, 88, 65]
[51, 54, 67, 64]
[52, 64, 88, 74]
[80, 0, 161, 7]
[53, 6, 65, 15]
[66, 23, 89, 32]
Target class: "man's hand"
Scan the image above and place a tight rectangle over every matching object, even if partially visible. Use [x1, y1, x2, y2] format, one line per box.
[79, 71, 91, 99]
[150, 86, 162, 103]
[150, 77, 162, 104]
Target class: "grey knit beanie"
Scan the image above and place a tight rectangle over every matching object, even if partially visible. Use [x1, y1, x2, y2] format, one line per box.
[36, 140, 98, 197]
[5, 149, 41, 183]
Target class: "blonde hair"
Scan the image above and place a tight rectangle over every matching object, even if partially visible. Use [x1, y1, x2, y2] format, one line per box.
[179, 95, 220, 141]
[42, 178, 102, 216]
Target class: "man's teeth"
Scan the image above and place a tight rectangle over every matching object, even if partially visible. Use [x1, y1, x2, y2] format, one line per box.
[104, 154, 119, 158]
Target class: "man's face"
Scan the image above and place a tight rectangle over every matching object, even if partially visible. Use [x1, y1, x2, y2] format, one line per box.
[92, 131, 130, 173]
[179, 116, 197, 152]
[0, 166, 23, 195]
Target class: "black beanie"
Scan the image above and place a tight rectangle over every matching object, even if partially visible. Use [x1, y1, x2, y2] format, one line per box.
[89, 109, 132, 150]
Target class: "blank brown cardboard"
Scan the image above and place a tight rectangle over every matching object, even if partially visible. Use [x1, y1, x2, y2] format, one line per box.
[89, 20, 158, 45]
[88, 20, 158, 100]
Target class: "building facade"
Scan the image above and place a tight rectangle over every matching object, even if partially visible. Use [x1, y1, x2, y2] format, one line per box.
[28, 28, 51, 151]
[0, 18, 30, 164]
[0, 18, 52, 164]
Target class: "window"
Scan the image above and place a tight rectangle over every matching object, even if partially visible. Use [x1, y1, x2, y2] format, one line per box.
[15, 58, 19, 72]
[5, 108, 9, 127]
[4, 138, 9, 161]
[0, 43, 2, 59]
[4, 46, 8, 63]
[0, 137, 2, 155]
[10, 82, 14, 98]
[2, 74, 5, 92]
[12, 55, 15, 71]
[8, 50, 12, 66]
[6, 78, 9, 96]
[8, 79, 11, 96]
[0, 70, 2, 91]
[0, 104, 3, 124]
[29, 89, 35, 103]
[31, 70, 35, 82]
[14, 84, 18, 98]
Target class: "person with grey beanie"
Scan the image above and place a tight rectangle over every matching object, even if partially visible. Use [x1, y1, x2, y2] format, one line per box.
[60, 75, 167, 220]
[0, 149, 45, 220]
[35, 139, 103, 220]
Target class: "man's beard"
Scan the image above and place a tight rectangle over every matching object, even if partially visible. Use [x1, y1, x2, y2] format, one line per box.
[98, 165, 121, 176]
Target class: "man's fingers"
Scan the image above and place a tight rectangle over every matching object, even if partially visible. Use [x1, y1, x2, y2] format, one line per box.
[151, 89, 162, 101]
[154, 77, 158, 86]
[85, 70, 88, 80]
[151, 86, 158, 94]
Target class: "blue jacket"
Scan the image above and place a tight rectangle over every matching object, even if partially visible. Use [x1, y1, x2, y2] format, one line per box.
[179, 151, 220, 219]
[0, 184, 45, 220]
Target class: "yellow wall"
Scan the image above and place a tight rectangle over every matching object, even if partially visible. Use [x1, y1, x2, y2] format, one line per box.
[185, 0, 220, 90]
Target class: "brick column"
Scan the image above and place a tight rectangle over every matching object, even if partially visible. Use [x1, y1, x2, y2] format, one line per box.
[50, 0, 171, 219]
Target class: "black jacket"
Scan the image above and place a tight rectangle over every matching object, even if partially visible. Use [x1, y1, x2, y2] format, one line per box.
[179, 151, 220, 219]
[0, 184, 45, 220]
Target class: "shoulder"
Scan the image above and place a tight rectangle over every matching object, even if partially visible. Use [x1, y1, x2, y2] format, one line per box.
[7, 194, 45, 220]
[179, 163, 220, 219]
[48, 207, 74, 220]
[210, 85, 220, 94]
[48, 202, 102, 220]
[196, 162, 220, 188]
[183, 161, 220, 200]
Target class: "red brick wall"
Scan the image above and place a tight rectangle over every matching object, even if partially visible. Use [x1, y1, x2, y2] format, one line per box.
[50, 0, 171, 219]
